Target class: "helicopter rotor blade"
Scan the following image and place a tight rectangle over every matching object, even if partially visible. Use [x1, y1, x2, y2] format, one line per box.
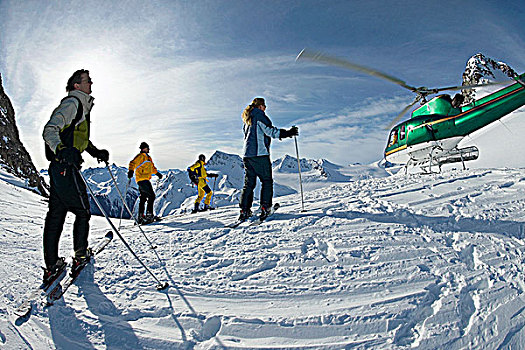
[297, 48, 516, 132]
[296, 48, 420, 93]
[431, 80, 511, 93]
[385, 97, 420, 130]
[297, 49, 513, 95]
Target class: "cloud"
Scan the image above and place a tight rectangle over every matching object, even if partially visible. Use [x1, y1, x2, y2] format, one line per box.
[268, 95, 413, 165]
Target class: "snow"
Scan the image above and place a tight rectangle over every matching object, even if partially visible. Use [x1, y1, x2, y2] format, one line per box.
[1, 162, 525, 349]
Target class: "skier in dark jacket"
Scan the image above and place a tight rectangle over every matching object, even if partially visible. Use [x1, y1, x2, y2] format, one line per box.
[42, 69, 109, 283]
[238, 97, 298, 221]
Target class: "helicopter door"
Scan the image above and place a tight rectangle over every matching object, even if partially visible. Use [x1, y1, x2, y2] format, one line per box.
[399, 124, 406, 141]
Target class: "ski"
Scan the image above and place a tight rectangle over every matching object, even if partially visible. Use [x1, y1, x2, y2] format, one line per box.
[13, 263, 67, 318]
[190, 205, 216, 215]
[47, 231, 114, 305]
[250, 203, 280, 226]
[135, 216, 162, 226]
[225, 219, 247, 228]
[143, 216, 162, 224]
[225, 210, 259, 228]
[225, 204, 280, 228]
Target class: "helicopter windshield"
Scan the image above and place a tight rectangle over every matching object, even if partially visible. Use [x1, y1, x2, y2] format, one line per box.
[388, 129, 398, 146]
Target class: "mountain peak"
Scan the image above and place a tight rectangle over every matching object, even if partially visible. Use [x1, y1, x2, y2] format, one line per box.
[462, 53, 517, 104]
[207, 150, 243, 168]
[273, 154, 313, 173]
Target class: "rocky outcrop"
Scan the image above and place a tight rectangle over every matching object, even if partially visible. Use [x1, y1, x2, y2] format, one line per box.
[0, 73, 48, 195]
[462, 53, 517, 104]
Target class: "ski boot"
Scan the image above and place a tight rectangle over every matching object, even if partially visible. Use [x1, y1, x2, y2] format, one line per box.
[71, 249, 92, 276]
[144, 213, 155, 224]
[259, 204, 272, 221]
[191, 203, 200, 214]
[42, 257, 66, 286]
[238, 208, 252, 222]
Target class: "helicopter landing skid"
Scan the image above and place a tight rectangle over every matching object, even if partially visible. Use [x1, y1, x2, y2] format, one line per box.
[436, 146, 479, 169]
[404, 145, 479, 174]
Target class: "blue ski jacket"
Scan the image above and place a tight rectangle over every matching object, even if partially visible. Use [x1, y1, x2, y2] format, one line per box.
[242, 108, 281, 158]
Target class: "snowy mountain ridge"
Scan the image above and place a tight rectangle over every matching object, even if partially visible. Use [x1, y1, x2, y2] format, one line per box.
[80, 150, 387, 218]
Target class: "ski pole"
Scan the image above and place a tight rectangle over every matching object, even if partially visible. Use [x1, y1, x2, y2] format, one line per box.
[211, 176, 217, 207]
[294, 135, 306, 212]
[118, 178, 131, 230]
[75, 166, 168, 290]
[105, 163, 157, 250]
[155, 174, 161, 192]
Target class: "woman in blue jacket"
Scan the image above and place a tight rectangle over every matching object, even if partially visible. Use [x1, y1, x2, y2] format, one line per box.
[239, 97, 298, 221]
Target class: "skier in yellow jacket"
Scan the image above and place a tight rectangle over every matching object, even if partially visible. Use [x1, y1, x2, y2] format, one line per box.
[187, 154, 218, 213]
[128, 142, 163, 224]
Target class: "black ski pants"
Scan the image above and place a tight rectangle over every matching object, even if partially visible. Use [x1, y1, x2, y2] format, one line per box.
[138, 180, 155, 216]
[43, 161, 91, 269]
[240, 155, 273, 211]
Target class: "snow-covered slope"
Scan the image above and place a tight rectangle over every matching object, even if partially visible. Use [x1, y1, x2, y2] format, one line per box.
[1, 165, 525, 349]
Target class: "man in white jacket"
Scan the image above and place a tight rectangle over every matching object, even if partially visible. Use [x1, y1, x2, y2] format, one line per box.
[41, 69, 108, 283]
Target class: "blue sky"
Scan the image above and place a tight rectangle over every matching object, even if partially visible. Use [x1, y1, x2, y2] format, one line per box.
[1, 0, 524, 170]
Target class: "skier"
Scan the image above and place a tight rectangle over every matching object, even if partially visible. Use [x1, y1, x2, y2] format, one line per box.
[238, 97, 298, 221]
[42, 69, 109, 283]
[128, 142, 163, 224]
[187, 154, 218, 213]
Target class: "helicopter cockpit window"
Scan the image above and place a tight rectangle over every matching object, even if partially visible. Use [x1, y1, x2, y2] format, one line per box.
[400, 124, 406, 140]
[389, 129, 398, 146]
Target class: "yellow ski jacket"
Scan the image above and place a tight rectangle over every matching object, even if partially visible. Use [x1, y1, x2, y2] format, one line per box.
[129, 152, 159, 182]
[188, 160, 208, 183]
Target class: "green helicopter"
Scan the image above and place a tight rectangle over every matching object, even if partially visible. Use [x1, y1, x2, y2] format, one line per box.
[296, 49, 525, 172]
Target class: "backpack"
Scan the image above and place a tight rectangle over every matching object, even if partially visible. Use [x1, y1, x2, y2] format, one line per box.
[45, 96, 84, 162]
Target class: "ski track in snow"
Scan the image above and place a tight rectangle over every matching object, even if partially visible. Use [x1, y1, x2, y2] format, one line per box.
[1, 168, 525, 349]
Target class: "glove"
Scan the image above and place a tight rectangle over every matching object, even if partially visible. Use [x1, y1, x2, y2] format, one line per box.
[57, 146, 81, 165]
[157, 172, 163, 179]
[279, 126, 299, 139]
[86, 144, 109, 163]
[94, 149, 109, 163]
[128, 170, 134, 179]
